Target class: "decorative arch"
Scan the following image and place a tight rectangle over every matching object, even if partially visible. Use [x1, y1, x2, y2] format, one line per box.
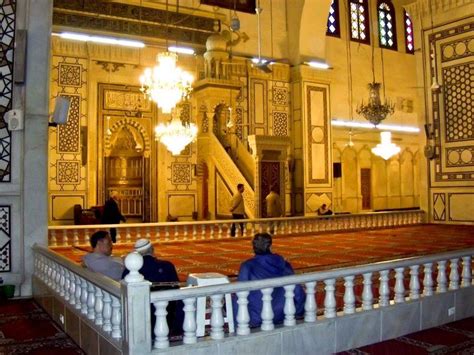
[104, 117, 151, 158]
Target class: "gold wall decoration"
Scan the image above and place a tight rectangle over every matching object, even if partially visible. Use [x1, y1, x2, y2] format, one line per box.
[104, 89, 152, 112]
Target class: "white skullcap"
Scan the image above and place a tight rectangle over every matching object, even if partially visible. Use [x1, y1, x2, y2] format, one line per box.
[134, 238, 152, 254]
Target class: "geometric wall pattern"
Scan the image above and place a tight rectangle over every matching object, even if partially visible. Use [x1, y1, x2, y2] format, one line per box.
[430, 22, 474, 184]
[0, 206, 11, 272]
[58, 94, 80, 153]
[171, 163, 192, 185]
[273, 111, 288, 136]
[433, 193, 446, 221]
[0, 2, 16, 182]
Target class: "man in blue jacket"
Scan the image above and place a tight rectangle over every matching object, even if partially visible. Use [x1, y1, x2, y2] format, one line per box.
[233, 233, 305, 327]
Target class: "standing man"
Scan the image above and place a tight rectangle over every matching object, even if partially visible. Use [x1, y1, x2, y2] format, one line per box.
[230, 183, 245, 237]
[265, 185, 283, 234]
[102, 190, 126, 243]
[82, 230, 124, 281]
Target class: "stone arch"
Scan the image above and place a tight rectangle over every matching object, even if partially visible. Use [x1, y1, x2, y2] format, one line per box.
[104, 117, 151, 158]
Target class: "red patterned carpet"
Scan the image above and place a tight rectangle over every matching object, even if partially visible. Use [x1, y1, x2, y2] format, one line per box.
[52, 224, 474, 282]
[0, 299, 84, 354]
[338, 317, 474, 354]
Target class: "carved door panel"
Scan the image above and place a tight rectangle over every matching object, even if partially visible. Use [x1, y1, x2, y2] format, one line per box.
[260, 161, 280, 217]
[360, 168, 371, 210]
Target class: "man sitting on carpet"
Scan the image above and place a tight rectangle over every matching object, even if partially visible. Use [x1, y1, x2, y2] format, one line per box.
[82, 230, 124, 281]
[233, 233, 305, 327]
[122, 238, 184, 336]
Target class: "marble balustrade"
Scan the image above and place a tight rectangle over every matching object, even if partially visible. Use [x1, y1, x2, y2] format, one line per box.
[140, 248, 472, 350]
[48, 210, 425, 247]
[33, 243, 472, 354]
[32, 245, 123, 344]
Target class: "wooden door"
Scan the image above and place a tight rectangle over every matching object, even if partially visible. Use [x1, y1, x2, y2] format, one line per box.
[360, 168, 371, 210]
[260, 161, 280, 217]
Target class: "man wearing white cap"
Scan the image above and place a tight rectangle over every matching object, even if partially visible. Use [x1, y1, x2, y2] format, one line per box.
[123, 238, 183, 336]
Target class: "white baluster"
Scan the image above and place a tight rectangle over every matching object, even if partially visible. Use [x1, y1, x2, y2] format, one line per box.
[201, 224, 206, 240]
[126, 227, 132, 243]
[153, 300, 169, 348]
[62, 230, 69, 246]
[87, 282, 96, 320]
[111, 296, 122, 339]
[449, 258, 460, 290]
[81, 279, 88, 314]
[236, 291, 250, 335]
[304, 281, 317, 322]
[218, 224, 223, 239]
[94, 286, 103, 326]
[210, 224, 215, 239]
[250, 222, 256, 235]
[165, 226, 170, 241]
[60, 266, 66, 297]
[324, 279, 336, 318]
[146, 226, 151, 241]
[155, 227, 160, 242]
[192, 225, 197, 240]
[75, 276, 82, 309]
[182, 298, 197, 344]
[102, 292, 112, 332]
[174, 225, 179, 240]
[50, 230, 57, 246]
[69, 271, 76, 305]
[343, 276, 355, 314]
[210, 294, 224, 339]
[362, 273, 373, 310]
[84, 229, 90, 245]
[437, 260, 448, 293]
[283, 285, 296, 326]
[379, 270, 390, 307]
[423, 263, 434, 296]
[409, 265, 420, 300]
[261, 288, 274, 331]
[394, 267, 405, 303]
[73, 230, 79, 245]
[461, 256, 472, 287]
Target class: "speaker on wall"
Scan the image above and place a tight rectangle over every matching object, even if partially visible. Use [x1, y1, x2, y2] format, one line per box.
[52, 96, 71, 125]
[333, 162, 342, 178]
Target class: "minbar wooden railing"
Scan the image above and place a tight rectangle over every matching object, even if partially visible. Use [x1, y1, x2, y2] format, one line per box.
[48, 209, 425, 247]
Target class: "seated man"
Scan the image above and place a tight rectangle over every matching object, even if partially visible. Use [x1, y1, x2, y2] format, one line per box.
[82, 230, 124, 281]
[317, 203, 333, 216]
[123, 239, 184, 336]
[233, 233, 305, 327]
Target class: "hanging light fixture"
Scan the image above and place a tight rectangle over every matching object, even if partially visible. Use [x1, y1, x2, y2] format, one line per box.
[155, 108, 198, 156]
[371, 131, 400, 160]
[139, 51, 193, 114]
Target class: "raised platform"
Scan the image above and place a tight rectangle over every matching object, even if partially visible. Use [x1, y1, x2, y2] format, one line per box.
[51, 224, 474, 281]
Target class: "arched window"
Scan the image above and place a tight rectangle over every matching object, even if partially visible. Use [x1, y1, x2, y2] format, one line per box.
[404, 10, 415, 54]
[349, 0, 370, 44]
[378, 1, 397, 50]
[326, 0, 340, 37]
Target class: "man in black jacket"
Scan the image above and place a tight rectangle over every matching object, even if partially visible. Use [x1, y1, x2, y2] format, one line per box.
[101, 190, 126, 243]
[123, 239, 184, 336]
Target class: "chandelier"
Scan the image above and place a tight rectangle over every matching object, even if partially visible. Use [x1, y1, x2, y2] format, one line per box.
[155, 112, 198, 156]
[371, 131, 400, 160]
[139, 52, 194, 114]
[356, 82, 395, 126]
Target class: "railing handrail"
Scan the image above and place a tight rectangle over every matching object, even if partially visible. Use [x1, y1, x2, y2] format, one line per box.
[150, 247, 473, 302]
[33, 244, 121, 296]
[48, 209, 424, 230]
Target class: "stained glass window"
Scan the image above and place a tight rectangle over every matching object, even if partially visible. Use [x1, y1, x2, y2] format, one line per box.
[349, 0, 370, 44]
[326, 0, 340, 37]
[378, 1, 397, 50]
[404, 10, 415, 54]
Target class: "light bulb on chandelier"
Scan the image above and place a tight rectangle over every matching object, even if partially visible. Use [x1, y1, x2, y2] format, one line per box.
[154, 108, 198, 156]
[371, 131, 400, 160]
[139, 51, 194, 114]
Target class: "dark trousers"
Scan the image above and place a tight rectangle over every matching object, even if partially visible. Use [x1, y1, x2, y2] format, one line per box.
[109, 228, 117, 243]
[230, 214, 245, 237]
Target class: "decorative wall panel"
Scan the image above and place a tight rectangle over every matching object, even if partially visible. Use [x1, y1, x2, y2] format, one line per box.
[49, 56, 88, 222]
[306, 84, 330, 186]
[433, 193, 446, 221]
[448, 193, 474, 222]
[171, 163, 192, 185]
[273, 112, 288, 136]
[168, 194, 195, 218]
[0, 1, 15, 182]
[429, 21, 474, 185]
[0, 206, 11, 272]
[215, 170, 233, 217]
